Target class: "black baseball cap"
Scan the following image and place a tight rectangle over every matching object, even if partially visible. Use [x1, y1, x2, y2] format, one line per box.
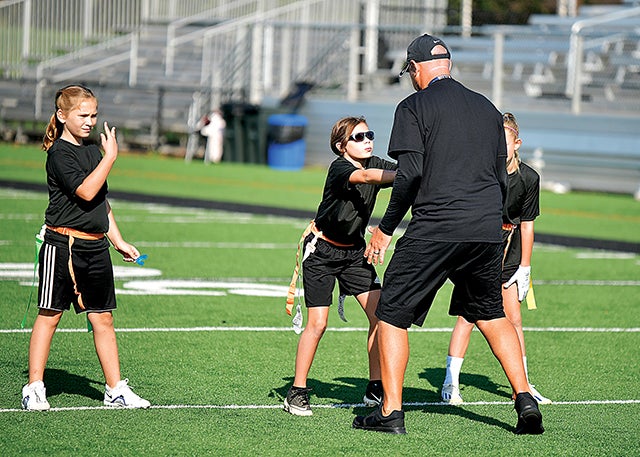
[399, 34, 451, 77]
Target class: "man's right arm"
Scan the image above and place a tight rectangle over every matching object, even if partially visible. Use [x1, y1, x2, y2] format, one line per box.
[378, 151, 422, 235]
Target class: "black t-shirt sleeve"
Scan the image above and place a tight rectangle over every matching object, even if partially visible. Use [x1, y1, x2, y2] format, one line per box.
[49, 147, 89, 195]
[378, 151, 422, 235]
[327, 158, 357, 195]
[388, 102, 425, 159]
[520, 166, 540, 221]
[497, 130, 508, 205]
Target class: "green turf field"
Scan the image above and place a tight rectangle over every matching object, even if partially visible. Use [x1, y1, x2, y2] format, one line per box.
[0, 145, 639, 456]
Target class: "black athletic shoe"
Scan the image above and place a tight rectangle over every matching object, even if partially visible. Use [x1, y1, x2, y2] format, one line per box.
[363, 380, 383, 407]
[352, 407, 406, 434]
[514, 392, 544, 435]
[283, 386, 313, 416]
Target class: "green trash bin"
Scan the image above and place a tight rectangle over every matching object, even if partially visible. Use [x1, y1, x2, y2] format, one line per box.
[221, 102, 261, 163]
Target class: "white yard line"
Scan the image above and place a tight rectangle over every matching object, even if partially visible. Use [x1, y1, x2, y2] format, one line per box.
[1, 399, 638, 413]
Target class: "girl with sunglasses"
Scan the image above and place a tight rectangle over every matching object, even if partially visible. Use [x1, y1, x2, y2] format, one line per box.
[284, 116, 397, 416]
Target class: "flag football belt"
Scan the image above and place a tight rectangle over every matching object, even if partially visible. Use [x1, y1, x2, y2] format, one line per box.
[46, 225, 105, 240]
[285, 221, 354, 333]
[47, 226, 106, 322]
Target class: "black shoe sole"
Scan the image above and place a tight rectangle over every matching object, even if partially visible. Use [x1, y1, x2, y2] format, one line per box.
[352, 417, 406, 434]
[515, 410, 545, 435]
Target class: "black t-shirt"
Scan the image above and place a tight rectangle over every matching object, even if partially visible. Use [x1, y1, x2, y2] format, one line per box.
[379, 78, 507, 242]
[44, 139, 109, 233]
[504, 162, 540, 224]
[315, 155, 397, 246]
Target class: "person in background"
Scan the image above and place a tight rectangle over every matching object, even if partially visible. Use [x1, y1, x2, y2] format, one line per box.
[441, 112, 550, 406]
[21, 84, 150, 411]
[199, 109, 226, 164]
[284, 116, 396, 416]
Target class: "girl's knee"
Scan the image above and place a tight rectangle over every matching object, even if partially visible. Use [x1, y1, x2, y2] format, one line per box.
[305, 319, 327, 336]
[87, 311, 114, 327]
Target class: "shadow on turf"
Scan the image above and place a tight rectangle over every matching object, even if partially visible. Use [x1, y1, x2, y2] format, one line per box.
[32, 368, 104, 401]
[272, 373, 516, 432]
[418, 367, 513, 401]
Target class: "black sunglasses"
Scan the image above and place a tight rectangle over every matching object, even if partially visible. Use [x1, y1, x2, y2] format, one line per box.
[349, 130, 375, 142]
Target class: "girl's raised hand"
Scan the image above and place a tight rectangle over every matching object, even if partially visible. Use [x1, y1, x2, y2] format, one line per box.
[100, 121, 118, 160]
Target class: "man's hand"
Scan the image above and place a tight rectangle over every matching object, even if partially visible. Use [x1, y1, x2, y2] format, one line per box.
[365, 225, 392, 265]
[504, 265, 531, 301]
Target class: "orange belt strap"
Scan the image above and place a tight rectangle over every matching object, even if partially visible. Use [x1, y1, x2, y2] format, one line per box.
[285, 221, 315, 316]
[47, 226, 105, 313]
[285, 221, 355, 316]
[501, 223, 517, 265]
[47, 225, 105, 240]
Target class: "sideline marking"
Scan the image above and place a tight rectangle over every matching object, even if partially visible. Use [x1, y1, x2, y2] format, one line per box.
[2, 399, 639, 413]
[2, 326, 639, 334]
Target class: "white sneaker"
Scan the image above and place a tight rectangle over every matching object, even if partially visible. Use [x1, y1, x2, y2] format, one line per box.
[441, 384, 463, 405]
[529, 384, 552, 405]
[22, 381, 51, 411]
[104, 379, 151, 409]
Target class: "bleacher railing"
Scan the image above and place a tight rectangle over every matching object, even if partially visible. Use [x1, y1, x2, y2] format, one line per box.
[2, 0, 640, 120]
[567, 5, 640, 113]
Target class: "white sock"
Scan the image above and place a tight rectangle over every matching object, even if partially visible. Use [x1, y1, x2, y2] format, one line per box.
[444, 356, 464, 386]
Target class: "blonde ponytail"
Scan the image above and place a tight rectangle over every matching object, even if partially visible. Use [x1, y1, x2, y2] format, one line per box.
[42, 113, 61, 151]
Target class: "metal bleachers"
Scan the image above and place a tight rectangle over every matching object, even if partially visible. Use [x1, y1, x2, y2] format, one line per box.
[0, 1, 639, 195]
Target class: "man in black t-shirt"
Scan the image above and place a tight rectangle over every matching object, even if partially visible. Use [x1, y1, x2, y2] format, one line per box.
[352, 34, 544, 435]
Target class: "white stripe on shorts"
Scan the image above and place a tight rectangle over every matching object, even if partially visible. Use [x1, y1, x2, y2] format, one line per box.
[39, 243, 56, 309]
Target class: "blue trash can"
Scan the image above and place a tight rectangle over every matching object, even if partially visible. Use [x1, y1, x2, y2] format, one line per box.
[267, 114, 307, 171]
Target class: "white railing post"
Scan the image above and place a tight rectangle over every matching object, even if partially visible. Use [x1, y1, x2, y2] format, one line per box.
[141, 0, 150, 22]
[166, 24, 176, 76]
[347, 24, 360, 101]
[129, 32, 139, 87]
[296, 2, 311, 76]
[279, 26, 292, 97]
[200, 33, 212, 86]
[571, 35, 583, 114]
[22, 0, 31, 59]
[250, 1, 265, 105]
[363, 0, 379, 77]
[35, 79, 46, 119]
[83, 0, 93, 40]
[262, 23, 275, 93]
[461, 0, 472, 38]
[492, 32, 504, 110]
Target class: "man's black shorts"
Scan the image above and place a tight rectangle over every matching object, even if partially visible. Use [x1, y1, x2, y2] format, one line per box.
[302, 235, 381, 307]
[38, 230, 116, 313]
[376, 237, 504, 328]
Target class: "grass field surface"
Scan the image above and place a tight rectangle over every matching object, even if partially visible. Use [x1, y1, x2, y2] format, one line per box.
[0, 145, 639, 456]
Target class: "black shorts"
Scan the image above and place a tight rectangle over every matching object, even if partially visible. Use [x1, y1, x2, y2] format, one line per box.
[502, 227, 522, 282]
[376, 237, 504, 328]
[302, 234, 381, 307]
[38, 230, 116, 313]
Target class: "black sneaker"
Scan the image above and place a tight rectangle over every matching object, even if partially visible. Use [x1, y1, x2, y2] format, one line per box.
[363, 380, 383, 407]
[352, 407, 406, 434]
[514, 392, 544, 435]
[283, 386, 313, 416]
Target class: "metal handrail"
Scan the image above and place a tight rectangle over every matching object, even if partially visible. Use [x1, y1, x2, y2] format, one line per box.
[34, 33, 138, 117]
[566, 6, 640, 114]
[165, 0, 260, 76]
